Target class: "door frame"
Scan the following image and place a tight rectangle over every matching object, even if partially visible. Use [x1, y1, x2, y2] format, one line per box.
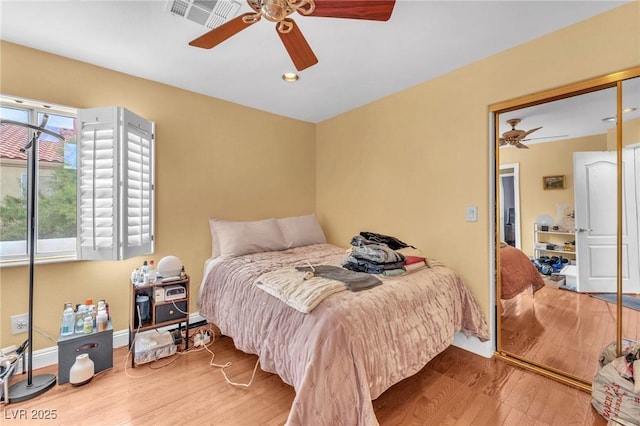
[499, 163, 521, 249]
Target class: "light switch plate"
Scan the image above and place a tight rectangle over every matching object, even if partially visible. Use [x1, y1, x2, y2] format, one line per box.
[466, 206, 478, 222]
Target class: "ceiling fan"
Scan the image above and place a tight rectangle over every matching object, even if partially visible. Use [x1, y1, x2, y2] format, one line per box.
[499, 118, 542, 149]
[188, 0, 396, 71]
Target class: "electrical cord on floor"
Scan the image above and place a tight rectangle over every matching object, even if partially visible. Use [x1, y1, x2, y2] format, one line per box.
[173, 324, 260, 388]
[201, 335, 260, 388]
[124, 320, 259, 388]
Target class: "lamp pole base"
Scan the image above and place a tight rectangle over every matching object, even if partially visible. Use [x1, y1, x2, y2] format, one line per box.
[7, 374, 56, 403]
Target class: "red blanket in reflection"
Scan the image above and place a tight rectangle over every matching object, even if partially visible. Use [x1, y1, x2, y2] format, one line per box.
[500, 244, 545, 299]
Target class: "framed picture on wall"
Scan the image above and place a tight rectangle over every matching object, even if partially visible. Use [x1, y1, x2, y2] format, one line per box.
[542, 175, 566, 190]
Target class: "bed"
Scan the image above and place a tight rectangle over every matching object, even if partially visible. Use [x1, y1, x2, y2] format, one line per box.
[499, 243, 545, 300]
[199, 216, 489, 425]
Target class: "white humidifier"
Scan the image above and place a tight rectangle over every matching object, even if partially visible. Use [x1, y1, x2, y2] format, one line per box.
[69, 353, 94, 386]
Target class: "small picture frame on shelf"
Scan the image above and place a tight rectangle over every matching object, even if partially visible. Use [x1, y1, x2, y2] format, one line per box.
[542, 175, 566, 190]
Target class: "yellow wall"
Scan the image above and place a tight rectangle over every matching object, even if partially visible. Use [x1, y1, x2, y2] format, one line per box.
[1, 2, 639, 351]
[499, 135, 607, 256]
[315, 2, 640, 313]
[0, 42, 316, 349]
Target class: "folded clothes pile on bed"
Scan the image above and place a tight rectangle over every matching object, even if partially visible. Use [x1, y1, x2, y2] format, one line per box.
[341, 231, 429, 276]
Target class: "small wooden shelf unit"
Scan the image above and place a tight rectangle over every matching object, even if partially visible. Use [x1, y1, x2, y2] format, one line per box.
[128, 276, 189, 367]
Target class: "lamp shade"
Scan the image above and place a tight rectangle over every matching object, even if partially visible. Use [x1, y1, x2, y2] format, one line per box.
[536, 214, 554, 226]
[69, 353, 94, 386]
[158, 256, 183, 278]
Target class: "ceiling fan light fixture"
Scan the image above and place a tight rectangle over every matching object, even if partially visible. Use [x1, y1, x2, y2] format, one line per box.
[262, 0, 289, 22]
[282, 72, 299, 82]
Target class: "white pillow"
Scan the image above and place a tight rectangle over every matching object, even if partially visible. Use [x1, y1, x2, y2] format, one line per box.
[277, 214, 327, 249]
[209, 218, 222, 258]
[210, 218, 287, 259]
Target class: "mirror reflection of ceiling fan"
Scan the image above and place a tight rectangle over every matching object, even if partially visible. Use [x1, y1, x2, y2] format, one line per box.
[499, 118, 568, 149]
[188, 0, 396, 71]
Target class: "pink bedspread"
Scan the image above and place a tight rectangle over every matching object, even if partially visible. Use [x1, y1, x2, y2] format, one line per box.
[199, 244, 488, 425]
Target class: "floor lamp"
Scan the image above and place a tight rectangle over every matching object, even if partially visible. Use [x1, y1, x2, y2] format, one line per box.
[1, 115, 64, 401]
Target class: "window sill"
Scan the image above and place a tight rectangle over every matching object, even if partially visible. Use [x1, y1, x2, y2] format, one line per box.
[0, 255, 80, 268]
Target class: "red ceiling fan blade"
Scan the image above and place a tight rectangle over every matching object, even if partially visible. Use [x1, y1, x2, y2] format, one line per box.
[309, 0, 396, 21]
[277, 19, 318, 71]
[189, 13, 257, 49]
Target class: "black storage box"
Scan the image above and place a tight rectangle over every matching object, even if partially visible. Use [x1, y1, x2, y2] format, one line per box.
[57, 321, 113, 384]
[155, 301, 187, 323]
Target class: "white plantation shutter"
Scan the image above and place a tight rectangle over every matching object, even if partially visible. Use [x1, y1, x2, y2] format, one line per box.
[77, 107, 155, 260]
[122, 109, 154, 259]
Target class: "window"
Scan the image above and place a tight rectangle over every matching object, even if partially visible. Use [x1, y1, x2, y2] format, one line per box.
[0, 97, 77, 263]
[0, 98, 155, 264]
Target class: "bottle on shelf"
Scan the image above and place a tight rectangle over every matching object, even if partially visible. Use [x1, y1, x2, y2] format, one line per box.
[148, 259, 157, 283]
[82, 300, 94, 333]
[83, 314, 93, 334]
[60, 303, 75, 336]
[86, 298, 96, 328]
[96, 306, 108, 332]
[141, 260, 149, 285]
[180, 266, 186, 280]
[131, 268, 141, 285]
[75, 304, 87, 334]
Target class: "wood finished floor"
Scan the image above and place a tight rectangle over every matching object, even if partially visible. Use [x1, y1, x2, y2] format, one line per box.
[501, 284, 640, 383]
[5, 332, 606, 426]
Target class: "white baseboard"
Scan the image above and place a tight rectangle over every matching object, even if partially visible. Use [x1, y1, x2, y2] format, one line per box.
[14, 312, 207, 371]
[452, 332, 494, 358]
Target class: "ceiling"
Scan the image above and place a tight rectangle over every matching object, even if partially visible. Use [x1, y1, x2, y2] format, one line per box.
[499, 79, 640, 146]
[0, 0, 633, 127]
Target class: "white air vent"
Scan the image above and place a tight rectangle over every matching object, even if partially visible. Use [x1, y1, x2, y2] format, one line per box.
[165, 0, 242, 29]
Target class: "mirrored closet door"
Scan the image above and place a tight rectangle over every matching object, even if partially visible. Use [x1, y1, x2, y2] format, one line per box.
[620, 76, 640, 352]
[492, 66, 640, 389]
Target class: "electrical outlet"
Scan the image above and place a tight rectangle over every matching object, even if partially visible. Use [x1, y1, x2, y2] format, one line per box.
[11, 313, 29, 334]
